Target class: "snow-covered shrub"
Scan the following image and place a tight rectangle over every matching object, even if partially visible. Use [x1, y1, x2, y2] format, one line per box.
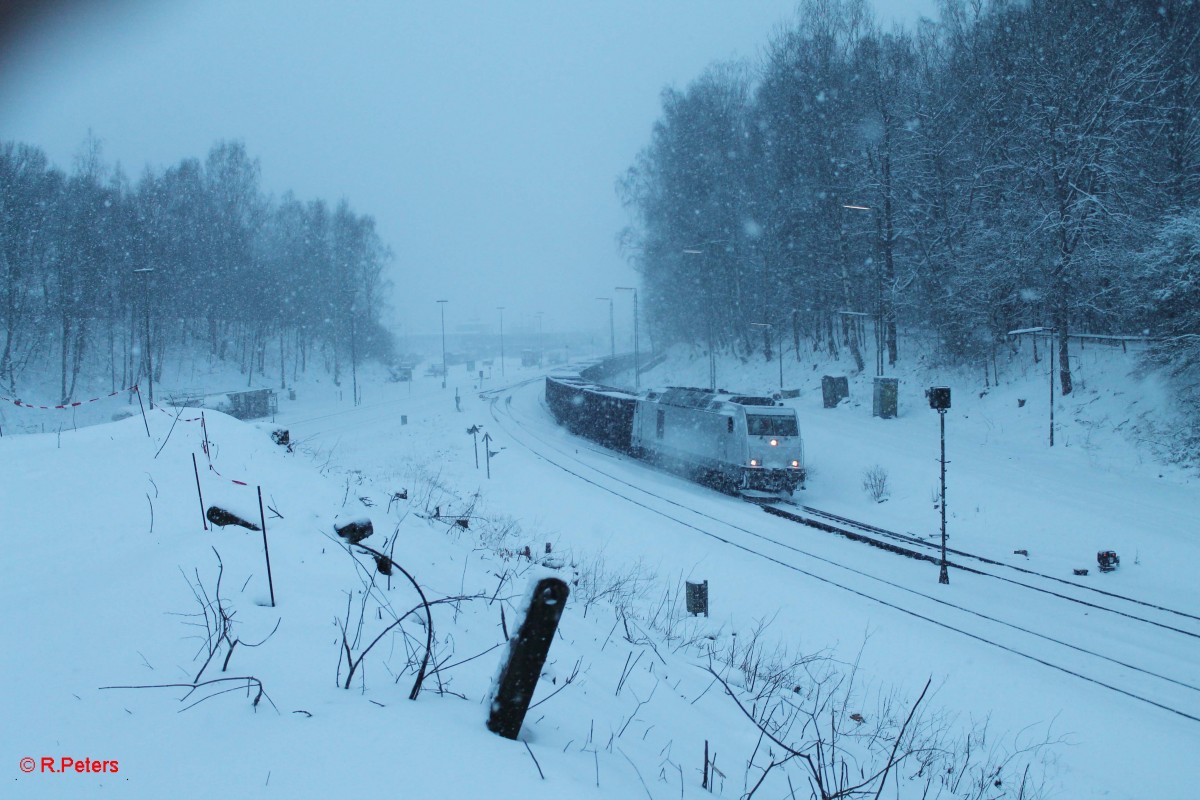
[862, 465, 890, 503]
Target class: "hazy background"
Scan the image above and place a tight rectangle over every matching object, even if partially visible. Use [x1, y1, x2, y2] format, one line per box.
[0, 0, 935, 341]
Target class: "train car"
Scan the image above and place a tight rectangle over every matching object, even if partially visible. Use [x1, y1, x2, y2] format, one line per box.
[544, 375, 638, 451]
[631, 387, 805, 495]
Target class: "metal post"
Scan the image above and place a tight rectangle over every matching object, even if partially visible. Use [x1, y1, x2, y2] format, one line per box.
[486, 577, 569, 739]
[497, 306, 505, 377]
[616, 287, 639, 391]
[349, 289, 359, 406]
[939, 409, 949, 585]
[536, 312, 544, 365]
[608, 298, 615, 358]
[597, 297, 614, 358]
[709, 318, 716, 391]
[683, 248, 715, 390]
[134, 268, 154, 409]
[632, 290, 639, 391]
[1048, 329, 1055, 447]
[777, 328, 784, 391]
[258, 486, 277, 606]
[437, 299, 448, 389]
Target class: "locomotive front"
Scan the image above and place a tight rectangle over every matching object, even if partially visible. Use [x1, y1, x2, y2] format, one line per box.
[741, 406, 805, 493]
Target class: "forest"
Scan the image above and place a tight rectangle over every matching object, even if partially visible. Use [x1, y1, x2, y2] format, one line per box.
[0, 137, 392, 402]
[619, 0, 1198, 408]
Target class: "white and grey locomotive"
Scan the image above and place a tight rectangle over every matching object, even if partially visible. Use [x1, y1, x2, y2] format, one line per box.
[545, 368, 806, 496]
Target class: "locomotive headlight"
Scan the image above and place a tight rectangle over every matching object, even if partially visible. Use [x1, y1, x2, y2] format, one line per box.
[769, 439, 779, 447]
[791, 460, 800, 468]
[749, 458, 759, 467]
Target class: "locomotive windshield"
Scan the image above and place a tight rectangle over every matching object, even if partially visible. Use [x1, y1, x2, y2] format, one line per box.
[746, 414, 798, 437]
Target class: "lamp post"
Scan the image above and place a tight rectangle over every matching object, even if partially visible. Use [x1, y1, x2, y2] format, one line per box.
[751, 322, 784, 393]
[437, 299, 448, 389]
[596, 297, 614, 358]
[535, 312, 544, 365]
[842, 204, 883, 377]
[682, 248, 717, 390]
[496, 307, 505, 377]
[133, 267, 154, 408]
[615, 286, 639, 391]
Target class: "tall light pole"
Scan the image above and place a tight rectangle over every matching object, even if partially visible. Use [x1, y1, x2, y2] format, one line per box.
[616, 286, 639, 391]
[437, 299, 448, 389]
[682, 247, 717, 390]
[751, 322, 784, 393]
[842, 204, 883, 377]
[133, 267, 154, 408]
[596, 297, 614, 358]
[497, 306, 505, 376]
[535, 312, 544, 364]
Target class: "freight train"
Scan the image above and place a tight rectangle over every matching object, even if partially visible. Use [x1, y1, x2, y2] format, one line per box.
[545, 373, 806, 496]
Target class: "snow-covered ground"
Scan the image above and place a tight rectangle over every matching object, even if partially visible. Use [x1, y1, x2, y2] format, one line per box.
[2, 340, 1196, 799]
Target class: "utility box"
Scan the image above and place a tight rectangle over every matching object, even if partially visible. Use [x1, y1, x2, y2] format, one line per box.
[228, 389, 276, 420]
[821, 375, 849, 408]
[872, 377, 899, 419]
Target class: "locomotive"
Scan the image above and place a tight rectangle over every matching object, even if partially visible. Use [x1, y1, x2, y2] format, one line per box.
[545, 371, 806, 496]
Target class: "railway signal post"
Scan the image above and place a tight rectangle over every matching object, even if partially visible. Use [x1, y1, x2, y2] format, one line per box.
[928, 386, 951, 584]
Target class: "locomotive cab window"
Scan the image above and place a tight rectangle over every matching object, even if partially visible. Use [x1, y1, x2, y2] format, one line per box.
[746, 414, 797, 437]
[727, 417, 734, 433]
[656, 410, 665, 438]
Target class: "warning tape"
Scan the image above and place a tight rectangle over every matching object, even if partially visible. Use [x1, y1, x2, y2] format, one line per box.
[193, 412, 255, 488]
[209, 466, 250, 486]
[2, 385, 136, 410]
[157, 406, 204, 422]
[205, 459, 251, 487]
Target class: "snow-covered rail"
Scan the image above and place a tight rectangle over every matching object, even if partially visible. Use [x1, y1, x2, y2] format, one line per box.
[491, 382, 1200, 727]
[762, 503, 1200, 641]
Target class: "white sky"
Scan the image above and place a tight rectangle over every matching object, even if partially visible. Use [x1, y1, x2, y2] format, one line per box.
[0, 0, 936, 337]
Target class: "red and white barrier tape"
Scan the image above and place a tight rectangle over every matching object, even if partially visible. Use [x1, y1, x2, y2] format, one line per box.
[157, 406, 204, 422]
[205, 459, 251, 487]
[2, 385, 135, 410]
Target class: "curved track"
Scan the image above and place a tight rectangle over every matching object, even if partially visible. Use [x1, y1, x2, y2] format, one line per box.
[488, 380, 1200, 726]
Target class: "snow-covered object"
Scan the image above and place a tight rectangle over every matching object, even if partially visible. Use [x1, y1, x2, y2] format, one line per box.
[485, 568, 570, 738]
[333, 515, 373, 544]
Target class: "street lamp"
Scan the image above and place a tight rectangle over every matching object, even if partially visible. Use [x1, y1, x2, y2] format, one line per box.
[437, 299, 448, 389]
[615, 286, 639, 391]
[842, 204, 884, 377]
[497, 306, 505, 377]
[596, 297, 615, 358]
[535, 312, 544, 365]
[682, 248, 717, 390]
[133, 267, 154, 408]
[750, 322, 784, 393]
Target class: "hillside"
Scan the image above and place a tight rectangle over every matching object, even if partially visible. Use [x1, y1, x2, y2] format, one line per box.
[1, 342, 1197, 799]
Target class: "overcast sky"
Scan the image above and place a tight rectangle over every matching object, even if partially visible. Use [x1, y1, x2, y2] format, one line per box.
[0, 0, 935, 339]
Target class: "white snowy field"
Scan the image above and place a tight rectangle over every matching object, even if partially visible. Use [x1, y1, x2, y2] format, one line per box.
[1, 340, 1197, 799]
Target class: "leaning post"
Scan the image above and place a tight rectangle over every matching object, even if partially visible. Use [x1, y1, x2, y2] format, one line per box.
[486, 576, 569, 739]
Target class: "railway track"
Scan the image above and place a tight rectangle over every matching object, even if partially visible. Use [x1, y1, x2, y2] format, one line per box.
[490, 382, 1200, 726]
[762, 503, 1200, 640]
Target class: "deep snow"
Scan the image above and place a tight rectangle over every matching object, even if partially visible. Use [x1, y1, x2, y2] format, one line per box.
[2, 338, 1197, 799]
